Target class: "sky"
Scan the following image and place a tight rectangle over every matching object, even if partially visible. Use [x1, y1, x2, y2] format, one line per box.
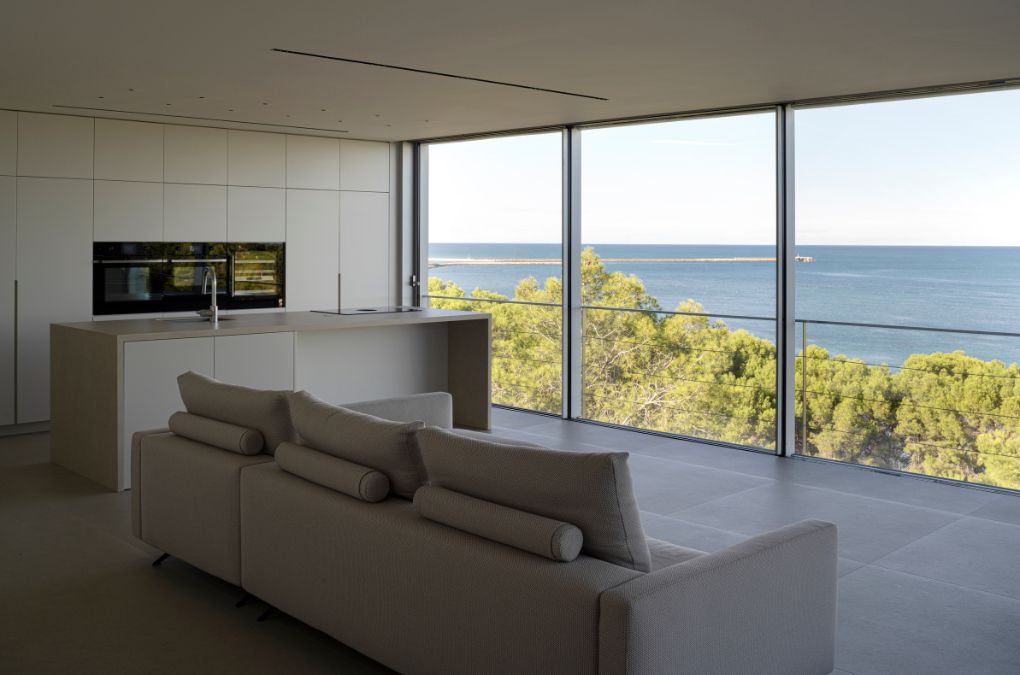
[426, 87, 1020, 246]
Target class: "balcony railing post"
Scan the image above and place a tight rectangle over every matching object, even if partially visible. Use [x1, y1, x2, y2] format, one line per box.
[801, 320, 808, 454]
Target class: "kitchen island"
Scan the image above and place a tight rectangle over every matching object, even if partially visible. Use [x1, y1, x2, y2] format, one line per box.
[50, 309, 491, 491]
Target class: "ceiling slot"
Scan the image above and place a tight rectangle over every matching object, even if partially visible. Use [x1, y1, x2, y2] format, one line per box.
[271, 47, 609, 101]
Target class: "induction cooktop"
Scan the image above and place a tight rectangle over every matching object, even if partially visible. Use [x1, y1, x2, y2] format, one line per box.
[312, 306, 423, 316]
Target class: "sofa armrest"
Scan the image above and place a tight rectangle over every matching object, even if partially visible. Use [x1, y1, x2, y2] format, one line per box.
[598, 520, 837, 675]
[130, 428, 170, 539]
[343, 392, 453, 429]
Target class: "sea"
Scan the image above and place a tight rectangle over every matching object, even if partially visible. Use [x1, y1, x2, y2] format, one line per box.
[428, 244, 1020, 368]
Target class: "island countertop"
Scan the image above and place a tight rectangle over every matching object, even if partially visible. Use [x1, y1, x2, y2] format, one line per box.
[54, 308, 489, 342]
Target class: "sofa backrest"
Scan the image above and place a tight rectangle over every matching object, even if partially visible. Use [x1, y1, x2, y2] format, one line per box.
[177, 371, 294, 454]
[416, 426, 652, 572]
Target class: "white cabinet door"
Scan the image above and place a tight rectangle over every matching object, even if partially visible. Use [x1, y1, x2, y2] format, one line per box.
[285, 189, 339, 311]
[228, 131, 285, 187]
[340, 191, 390, 308]
[16, 178, 93, 423]
[0, 111, 15, 176]
[123, 337, 214, 488]
[17, 113, 93, 179]
[164, 125, 228, 185]
[214, 332, 294, 390]
[94, 119, 163, 182]
[164, 184, 227, 241]
[286, 135, 339, 190]
[0, 177, 14, 425]
[227, 186, 285, 242]
[94, 181, 163, 241]
[340, 140, 390, 192]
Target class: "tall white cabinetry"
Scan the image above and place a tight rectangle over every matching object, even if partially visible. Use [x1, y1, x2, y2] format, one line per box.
[16, 178, 93, 422]
[340, 191, 390, 308]
[286, 189, 340, 311]
[0, 177, 14, 425]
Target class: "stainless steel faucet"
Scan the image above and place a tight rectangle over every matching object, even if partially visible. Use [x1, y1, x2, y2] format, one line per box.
[201, 267, 219, 325]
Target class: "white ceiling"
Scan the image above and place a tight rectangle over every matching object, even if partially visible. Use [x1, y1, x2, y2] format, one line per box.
[2, 0, 1019, 142]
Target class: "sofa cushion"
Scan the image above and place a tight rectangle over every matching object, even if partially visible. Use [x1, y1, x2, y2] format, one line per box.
[168, 411, 265, 455]
[416, 426, 651, 572]
[177, 371, 293, 454]
[414, 485, 583, 562]
[276, 442, 390, 503]
[288, 391, 426, 499]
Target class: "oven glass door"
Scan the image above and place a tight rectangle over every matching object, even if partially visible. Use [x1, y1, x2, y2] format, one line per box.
[230, 244, 284, 301]
[92, 243, 168, 315]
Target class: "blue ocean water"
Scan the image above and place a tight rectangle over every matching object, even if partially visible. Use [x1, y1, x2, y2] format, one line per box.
[428, 243, 1020, 367]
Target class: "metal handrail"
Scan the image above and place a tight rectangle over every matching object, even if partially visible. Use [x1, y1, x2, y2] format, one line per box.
[797, 317, 1020, 339]
[424, 294, 562, 308]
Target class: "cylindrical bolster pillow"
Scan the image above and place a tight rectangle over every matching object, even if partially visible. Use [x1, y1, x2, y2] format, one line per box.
[413, 485, 583, 562]
[276, 442, 390, 503]
[168, 411, 264, 455]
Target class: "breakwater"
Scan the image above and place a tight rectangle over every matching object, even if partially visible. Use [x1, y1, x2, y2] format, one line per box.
[430, 256, 813, 267]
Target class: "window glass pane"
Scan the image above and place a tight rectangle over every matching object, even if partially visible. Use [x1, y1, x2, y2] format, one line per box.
[580, 111, 778, 448]
[425, 133, 563, 414]
[795, 89, 1020, 489]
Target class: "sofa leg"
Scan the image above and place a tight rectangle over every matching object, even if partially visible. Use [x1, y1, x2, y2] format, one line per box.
[151, 553, 170, 567]
[256, 606, 276, 622]
[235, 592, 255, 608]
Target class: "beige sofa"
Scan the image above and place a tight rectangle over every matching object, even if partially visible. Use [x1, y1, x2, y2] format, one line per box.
[132, 374, 837, 675]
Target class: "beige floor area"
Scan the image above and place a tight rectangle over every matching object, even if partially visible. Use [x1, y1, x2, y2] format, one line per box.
[0, 432, 393, 675]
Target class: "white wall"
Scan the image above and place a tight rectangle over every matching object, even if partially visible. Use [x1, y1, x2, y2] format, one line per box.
[0, 110, 396, 425]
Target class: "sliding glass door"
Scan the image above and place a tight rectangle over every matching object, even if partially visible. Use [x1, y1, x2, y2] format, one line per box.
[423, 132, 563, 414]
[578, 111, 779, 449]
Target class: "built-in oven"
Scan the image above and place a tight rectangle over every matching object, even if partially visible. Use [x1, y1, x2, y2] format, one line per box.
[93, 242, 285, 315]
[92, 243, 168, 315]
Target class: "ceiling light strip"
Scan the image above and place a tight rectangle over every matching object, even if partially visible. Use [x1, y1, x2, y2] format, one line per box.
[272, 48, 609, 102]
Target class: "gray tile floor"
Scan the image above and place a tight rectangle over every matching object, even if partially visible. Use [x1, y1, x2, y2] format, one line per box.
[491, 407, 1020, 675]
[3, 410, 1020, 675]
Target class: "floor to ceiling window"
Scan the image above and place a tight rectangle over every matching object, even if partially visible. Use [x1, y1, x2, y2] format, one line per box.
[423, 132, 563, 414]
[795, 89, 1020, 490]
[579, 111, 778, 449]
[418, 84, 1020, 492]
